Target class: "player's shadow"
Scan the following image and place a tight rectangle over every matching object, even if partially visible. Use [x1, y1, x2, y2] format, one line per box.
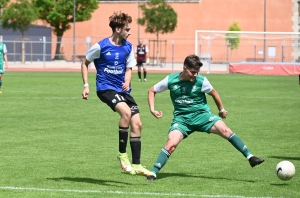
[157, 172, 255, 183]
[270, 183, 290, 186]
[47, 177, 132, 187]
[268, 156, 300, 161]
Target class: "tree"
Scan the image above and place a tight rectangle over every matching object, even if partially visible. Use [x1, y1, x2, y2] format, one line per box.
[0, 0, 9, 15]
[32, 0, 98, 60]
[1, 0, 39, 63]
[0, 0, 9, 5]
[226, 22, 242, 50]
[138, 0, 177, 63]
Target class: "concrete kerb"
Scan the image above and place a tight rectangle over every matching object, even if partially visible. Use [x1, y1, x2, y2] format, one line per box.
[5, 61, 229, 74]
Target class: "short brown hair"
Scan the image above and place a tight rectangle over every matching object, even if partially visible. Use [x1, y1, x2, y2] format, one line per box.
[183, 54, 203, 69]
[109, 11, 132, 32]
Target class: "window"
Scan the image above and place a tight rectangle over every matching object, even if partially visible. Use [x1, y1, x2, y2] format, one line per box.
[268, 46, 276, 58]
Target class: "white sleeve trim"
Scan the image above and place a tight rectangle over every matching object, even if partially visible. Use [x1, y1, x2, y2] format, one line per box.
[201, 77, 213, 93]
[3, 44, 7, 53]
[126, 48, 136, 68]
[86, 43, 101, 62]
[145, 45, 149, 53]
[154, 76, 169, 93]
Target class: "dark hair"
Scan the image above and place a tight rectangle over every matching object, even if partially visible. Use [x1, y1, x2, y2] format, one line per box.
[183, 54, 203, 69]
[109, 11, 132, 32]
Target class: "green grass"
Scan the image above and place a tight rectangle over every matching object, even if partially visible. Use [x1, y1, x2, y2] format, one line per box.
[0, 72, 299, 198]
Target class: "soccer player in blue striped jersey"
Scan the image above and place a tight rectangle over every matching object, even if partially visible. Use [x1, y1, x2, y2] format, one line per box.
[81, 11, 152, 176]
[146, 54, 264, 181]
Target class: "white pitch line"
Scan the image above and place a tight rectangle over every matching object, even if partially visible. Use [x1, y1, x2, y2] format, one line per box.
[1, 94, 299, 100]
[0, 186, 277, 198]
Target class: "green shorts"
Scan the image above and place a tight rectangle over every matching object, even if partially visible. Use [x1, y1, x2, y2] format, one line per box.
[0, 65, 4, 74]
[168, 111, 221, 138]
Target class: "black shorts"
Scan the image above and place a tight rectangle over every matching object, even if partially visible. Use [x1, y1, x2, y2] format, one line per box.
[97, 90, 140, 116]
[136, 60, 146, 67]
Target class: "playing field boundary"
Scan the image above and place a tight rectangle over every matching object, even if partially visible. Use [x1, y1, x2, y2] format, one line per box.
[4, 61, 229, 74]
[0, 186, 279, 198]
[5, 67, 185, 74]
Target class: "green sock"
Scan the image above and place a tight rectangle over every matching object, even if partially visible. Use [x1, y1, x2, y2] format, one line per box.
[151, 148, 171, 174]
[228, 133, 251, 158]
[0, 80, 2, 89]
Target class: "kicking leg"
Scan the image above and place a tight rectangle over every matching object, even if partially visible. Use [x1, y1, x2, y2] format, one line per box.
[209, 120, 264, 167]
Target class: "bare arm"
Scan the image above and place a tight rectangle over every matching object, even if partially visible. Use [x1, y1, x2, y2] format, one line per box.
[148, 86, 163, 118]
[122, 67, 132, 92]
[207, 89, 227, 118]
[81, 58, 90, 100]
[4, 53, 8, 68]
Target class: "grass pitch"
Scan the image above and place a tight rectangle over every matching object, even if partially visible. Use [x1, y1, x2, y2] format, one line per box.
[0, 72, 299, 198]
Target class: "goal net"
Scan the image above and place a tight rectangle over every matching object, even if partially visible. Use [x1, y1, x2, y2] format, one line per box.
[195, 30, 300, 75]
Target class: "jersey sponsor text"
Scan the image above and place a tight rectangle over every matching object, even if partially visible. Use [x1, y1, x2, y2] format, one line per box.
[104, 67, 123, 74]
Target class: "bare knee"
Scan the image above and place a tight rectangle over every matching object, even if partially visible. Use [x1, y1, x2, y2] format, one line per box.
[130, 120, 142, 136]
[210, 120, 233, 139]
[216, 127, 233, 139]
[165, 138, 179, 154]
[224, 127, 233, 138]
[129, 113, 143, 136]
[119, 111, 131, 125]
[164, 130, 184, 154]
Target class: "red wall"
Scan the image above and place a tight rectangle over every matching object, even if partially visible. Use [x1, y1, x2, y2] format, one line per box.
[42, 0, 294, 62]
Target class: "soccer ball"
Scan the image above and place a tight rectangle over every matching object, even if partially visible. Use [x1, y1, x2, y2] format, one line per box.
[276, 160, 296, 181]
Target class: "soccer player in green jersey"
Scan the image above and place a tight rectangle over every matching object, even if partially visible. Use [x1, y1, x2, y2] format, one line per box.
[146, 54, 264, 182]
[0, 35, 8, 94]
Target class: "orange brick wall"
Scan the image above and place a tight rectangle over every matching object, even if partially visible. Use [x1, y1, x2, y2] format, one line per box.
[41, 0, 294, 62]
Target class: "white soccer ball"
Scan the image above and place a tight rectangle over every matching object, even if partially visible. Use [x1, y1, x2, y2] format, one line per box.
[276, 160, 295, 181]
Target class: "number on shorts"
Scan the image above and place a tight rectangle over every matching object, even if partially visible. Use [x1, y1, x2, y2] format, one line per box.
[115, 94, 125, 101]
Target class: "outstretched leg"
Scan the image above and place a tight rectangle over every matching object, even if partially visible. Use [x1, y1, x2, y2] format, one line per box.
[209, 120, 264, 167]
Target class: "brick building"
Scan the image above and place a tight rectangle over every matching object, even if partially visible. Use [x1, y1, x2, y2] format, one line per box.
[41, 0, 299, 62]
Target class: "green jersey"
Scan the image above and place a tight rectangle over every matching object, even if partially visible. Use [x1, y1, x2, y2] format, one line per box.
[154, 72, 213, 117]
[0, 43, 5, 63]
[0, 43, 7, 74]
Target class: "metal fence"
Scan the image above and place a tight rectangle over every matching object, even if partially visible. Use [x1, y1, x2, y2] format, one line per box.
[3, 35, 195, 66]
[3, 31, 300, 69]
[195, 30, 300, 63]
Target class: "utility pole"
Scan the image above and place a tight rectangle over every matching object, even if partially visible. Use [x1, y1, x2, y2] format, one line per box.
[138, 0, 140, 43]
[73, 0, 76, 63]
[263, 0, 266, 62]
